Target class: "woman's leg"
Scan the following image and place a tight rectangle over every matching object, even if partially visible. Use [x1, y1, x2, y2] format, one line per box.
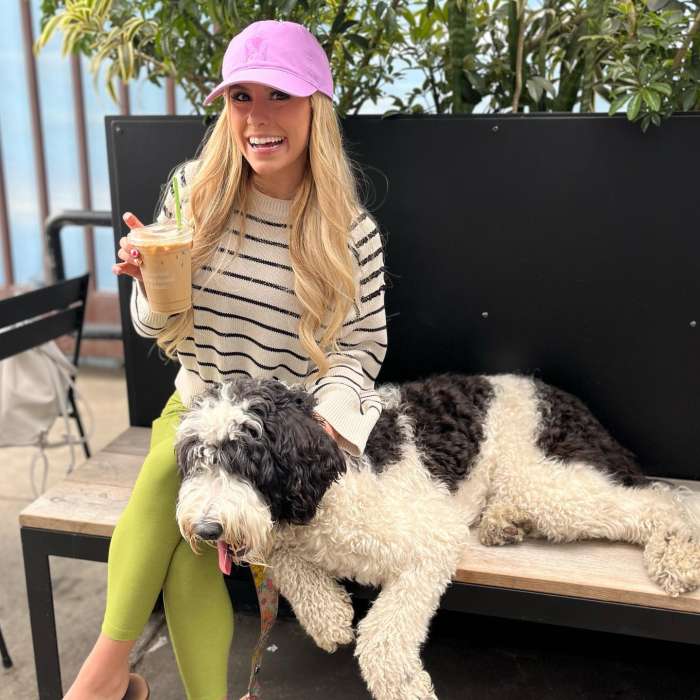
[66, 392, 187, 699]
[163, 539, 234, 700]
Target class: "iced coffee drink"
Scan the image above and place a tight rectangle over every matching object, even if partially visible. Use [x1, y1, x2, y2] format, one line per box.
[127, 223, 193, 314]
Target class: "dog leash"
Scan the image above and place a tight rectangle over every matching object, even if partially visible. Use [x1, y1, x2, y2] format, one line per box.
[240, 564, 279, 700]
[218, 543, 279, 700]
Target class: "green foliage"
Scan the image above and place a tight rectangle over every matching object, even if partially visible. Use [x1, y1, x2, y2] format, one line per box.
[36, 0, 407, 114]
[36, 0, 700, 129]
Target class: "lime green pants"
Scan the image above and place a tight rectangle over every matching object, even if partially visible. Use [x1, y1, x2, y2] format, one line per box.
[102, 391, 233, 700]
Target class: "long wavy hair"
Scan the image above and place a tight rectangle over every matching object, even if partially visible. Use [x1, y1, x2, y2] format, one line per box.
[154, 91, 365, 380]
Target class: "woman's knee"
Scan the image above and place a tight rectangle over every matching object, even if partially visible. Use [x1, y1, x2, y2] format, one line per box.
[165, 539, 222, 598]
[135, 438, 181, 496]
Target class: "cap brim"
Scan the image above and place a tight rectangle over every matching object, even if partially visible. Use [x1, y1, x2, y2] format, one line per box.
[203, 68, 317, 106]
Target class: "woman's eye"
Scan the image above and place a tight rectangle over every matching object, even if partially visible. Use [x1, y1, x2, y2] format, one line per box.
[230, 90, 289, 102]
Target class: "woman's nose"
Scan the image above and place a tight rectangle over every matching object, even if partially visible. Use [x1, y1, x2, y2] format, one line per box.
[248, 103, 271, 125]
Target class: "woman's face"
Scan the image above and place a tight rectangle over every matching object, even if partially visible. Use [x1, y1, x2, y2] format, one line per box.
[227, 82, 312, 186]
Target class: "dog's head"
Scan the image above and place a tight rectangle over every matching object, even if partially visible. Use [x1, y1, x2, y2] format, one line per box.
[174, 376, 347, 561]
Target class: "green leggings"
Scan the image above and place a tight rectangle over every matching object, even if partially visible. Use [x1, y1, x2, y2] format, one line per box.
[102, 391, 233, 700]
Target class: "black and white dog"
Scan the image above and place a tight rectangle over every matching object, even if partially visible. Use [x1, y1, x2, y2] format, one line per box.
[174, 373, 700, 700]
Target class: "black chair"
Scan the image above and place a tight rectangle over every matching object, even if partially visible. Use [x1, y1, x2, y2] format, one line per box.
[1, 273, 91, 671]
[0, 273, 92, 459]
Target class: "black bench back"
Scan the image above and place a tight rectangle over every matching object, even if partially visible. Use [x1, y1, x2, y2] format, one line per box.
[106, 113, 700, 479]
[0, 274, 89, 363]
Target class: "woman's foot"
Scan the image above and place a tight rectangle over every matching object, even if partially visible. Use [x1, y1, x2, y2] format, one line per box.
[63, 634, 136, 700]
[123, 673, 150, 700]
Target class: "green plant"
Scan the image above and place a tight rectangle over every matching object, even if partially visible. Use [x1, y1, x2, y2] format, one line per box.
[36, 0, 408, 116]
[36, 0, 700, 128]
[593, 0, 700, 131]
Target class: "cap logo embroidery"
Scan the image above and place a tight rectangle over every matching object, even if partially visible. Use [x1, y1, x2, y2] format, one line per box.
[244, 37, 268, 63]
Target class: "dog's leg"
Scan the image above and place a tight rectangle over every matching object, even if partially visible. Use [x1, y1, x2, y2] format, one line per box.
[478, 501, 534, 545]
[354, 561, 454, 700]
[480, 459, 700, 595]
[268, 547, 354, 653]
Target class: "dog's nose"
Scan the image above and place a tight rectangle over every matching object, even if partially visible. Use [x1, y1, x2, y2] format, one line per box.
[193, 522, 223, 540]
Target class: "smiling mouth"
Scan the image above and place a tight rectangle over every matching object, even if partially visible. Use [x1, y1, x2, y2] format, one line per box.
[248, 137, 286, 151]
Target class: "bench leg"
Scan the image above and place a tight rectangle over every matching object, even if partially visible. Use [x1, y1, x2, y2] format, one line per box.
[69, 388, 91, 460]
[0, 624, 12, 668]
[21, 527, 62, 700]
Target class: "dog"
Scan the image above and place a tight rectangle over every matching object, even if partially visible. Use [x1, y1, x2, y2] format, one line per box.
[174, 373, 700, 700]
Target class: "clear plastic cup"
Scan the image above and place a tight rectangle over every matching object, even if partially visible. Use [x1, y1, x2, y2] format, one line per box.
[127, 223, 193, 314]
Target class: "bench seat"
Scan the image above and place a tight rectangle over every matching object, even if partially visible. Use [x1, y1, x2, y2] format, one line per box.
[19, 426, 700, 615]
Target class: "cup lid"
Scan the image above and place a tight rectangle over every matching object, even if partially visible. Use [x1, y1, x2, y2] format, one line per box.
[127, 222, 192, 246]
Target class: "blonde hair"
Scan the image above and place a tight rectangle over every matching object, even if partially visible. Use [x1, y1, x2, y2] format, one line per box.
[154, 91, 364, 381]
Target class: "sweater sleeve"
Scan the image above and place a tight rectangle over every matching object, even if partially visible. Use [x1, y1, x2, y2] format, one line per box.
[304, 212, 388, 457]
[129, 161, 196, 339]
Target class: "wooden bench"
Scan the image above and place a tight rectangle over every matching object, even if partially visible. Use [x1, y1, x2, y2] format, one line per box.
[19, 425, 700, 699]
[21, 112, 700, 699]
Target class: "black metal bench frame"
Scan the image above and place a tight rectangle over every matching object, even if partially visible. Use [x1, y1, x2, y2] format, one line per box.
[20, 523, 700, 699]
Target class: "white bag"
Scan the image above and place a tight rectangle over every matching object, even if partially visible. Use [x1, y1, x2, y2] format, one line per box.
[0, 340, 93, 495]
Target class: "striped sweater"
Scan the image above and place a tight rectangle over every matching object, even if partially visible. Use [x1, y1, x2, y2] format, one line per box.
[130, 161, 388, 457]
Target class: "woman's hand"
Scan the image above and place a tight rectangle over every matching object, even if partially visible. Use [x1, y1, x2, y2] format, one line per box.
[313, 412, 340, 442]
[112, 212, 145, 282]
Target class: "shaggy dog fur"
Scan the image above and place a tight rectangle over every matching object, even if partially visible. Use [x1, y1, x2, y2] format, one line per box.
[174, 373, 700, 700]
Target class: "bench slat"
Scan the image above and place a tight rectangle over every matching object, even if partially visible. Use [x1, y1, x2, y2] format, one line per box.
[456, 533, 700, 613]
[100, 426, 151, 456]
[19, 429, 700, 613]
[20, 480, 132, 538]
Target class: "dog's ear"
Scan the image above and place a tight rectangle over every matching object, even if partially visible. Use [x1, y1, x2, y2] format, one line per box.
[174, 427, 202, 478]
[264, 412, 347, 524]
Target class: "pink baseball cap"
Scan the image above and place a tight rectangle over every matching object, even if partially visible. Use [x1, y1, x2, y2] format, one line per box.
[203, 20, 334, 106]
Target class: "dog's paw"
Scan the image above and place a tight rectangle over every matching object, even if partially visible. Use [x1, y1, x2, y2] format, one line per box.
[400, 670, 438, 700]
[478, 503, 532, 546]
[310, 621, 355, 654]
[644, 525, 700, 596]
[303, 593, 355, 653]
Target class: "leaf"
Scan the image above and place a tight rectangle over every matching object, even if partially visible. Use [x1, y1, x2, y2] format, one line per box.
[346, 33, 369, 50]
[608, 94, 630, 114]
[526, 78, 543, 102]
[646, 0, 672, 9]
[531, 75, 556, 97]
[117, 43, 127, 81]
[627, 92, 642, 120]
[35, 13, 63, 53]
[641, 88, 661, 112]
[682, 87, 697, 111]
[648, 81, 671, 97]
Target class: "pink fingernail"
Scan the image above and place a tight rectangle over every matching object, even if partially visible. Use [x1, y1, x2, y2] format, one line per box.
[130, 249, 140, 257]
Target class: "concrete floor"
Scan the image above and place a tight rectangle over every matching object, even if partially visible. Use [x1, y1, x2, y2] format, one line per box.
[1, 366, 700, 699]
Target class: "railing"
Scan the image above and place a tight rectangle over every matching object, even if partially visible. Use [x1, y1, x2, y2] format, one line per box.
[0, 0, 177, 290]
[45, 210, 122, 341]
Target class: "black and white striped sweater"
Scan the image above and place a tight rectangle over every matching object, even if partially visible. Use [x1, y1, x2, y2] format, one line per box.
[130, 161, 388, 456]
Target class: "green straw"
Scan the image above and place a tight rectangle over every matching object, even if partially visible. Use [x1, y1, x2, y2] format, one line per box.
[172, 173, 182, 228]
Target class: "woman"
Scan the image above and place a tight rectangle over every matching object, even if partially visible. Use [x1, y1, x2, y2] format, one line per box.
[66, 19, 388, 700]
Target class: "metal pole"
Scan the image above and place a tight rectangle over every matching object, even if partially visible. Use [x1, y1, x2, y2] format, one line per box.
[0, 124, 13, 287]
[70, 54, 96, 290]
[19, 0, 51, 283]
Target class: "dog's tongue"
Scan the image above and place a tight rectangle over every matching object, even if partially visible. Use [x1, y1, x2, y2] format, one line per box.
[217, 540, 232, 575]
